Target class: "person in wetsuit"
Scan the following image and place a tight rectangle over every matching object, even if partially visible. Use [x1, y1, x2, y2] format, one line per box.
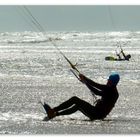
[105, 48, 131, 61]
[43, 72, 120, 120]
[115, 49, 131, 61]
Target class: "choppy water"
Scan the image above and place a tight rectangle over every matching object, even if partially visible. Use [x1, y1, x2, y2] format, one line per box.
[0, 31, 140, 134]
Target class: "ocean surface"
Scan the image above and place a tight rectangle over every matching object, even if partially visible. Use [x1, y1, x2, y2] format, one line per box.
[0, 31, 140, 134]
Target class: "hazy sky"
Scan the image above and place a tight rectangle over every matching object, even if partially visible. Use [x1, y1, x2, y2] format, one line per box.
[1, 5, 140, 32]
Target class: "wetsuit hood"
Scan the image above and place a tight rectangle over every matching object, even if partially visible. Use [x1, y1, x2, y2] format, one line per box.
[108, 73, 120, 86]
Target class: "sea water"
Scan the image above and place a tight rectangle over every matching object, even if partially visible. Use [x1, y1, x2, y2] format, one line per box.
[0, 31, 140, 134]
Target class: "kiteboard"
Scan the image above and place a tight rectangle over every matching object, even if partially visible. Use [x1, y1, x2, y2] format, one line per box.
[105, 56, 116, 61]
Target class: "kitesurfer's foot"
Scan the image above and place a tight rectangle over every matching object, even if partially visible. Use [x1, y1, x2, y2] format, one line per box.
[47, 108, 56, 119]
[43, 102, 56, 119]
[39, 100, 56, 119]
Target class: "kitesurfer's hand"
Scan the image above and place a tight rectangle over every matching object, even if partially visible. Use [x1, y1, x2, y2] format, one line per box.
[79, 74, 86, 83]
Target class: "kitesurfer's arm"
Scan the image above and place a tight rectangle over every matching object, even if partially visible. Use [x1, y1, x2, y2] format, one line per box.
[85, 82, 103, 96]
[120, 49, 127, 59]
[116, 53, 122, 60]
[79, 74, 106, 91]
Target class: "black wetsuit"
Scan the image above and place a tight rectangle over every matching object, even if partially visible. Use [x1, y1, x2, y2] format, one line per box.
[115, 51, 131, 61]
[53, 76, 119, 120]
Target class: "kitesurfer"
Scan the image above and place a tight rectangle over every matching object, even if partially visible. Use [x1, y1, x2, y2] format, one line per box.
[115, 49, 131, 61]
[42, 72, 120, 121]
[105, 49, 131, 61]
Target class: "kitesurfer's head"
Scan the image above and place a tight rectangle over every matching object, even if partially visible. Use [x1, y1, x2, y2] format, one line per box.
[126, 54, 131, 59]
[108, 72, 120, 86]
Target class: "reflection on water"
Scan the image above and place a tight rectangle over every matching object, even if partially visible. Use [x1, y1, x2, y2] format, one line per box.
[0, 31, 140, 134]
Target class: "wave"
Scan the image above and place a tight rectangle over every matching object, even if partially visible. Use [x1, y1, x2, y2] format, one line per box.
[0, 31, 63, 45]
[6, 39, 49, 44]
[1, 30, 140, 48]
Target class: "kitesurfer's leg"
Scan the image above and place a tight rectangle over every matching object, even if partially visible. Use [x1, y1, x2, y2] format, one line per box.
[53, 96, 79, 111]
[56, 105, 78, 115]
[53, 96, 97, 120]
